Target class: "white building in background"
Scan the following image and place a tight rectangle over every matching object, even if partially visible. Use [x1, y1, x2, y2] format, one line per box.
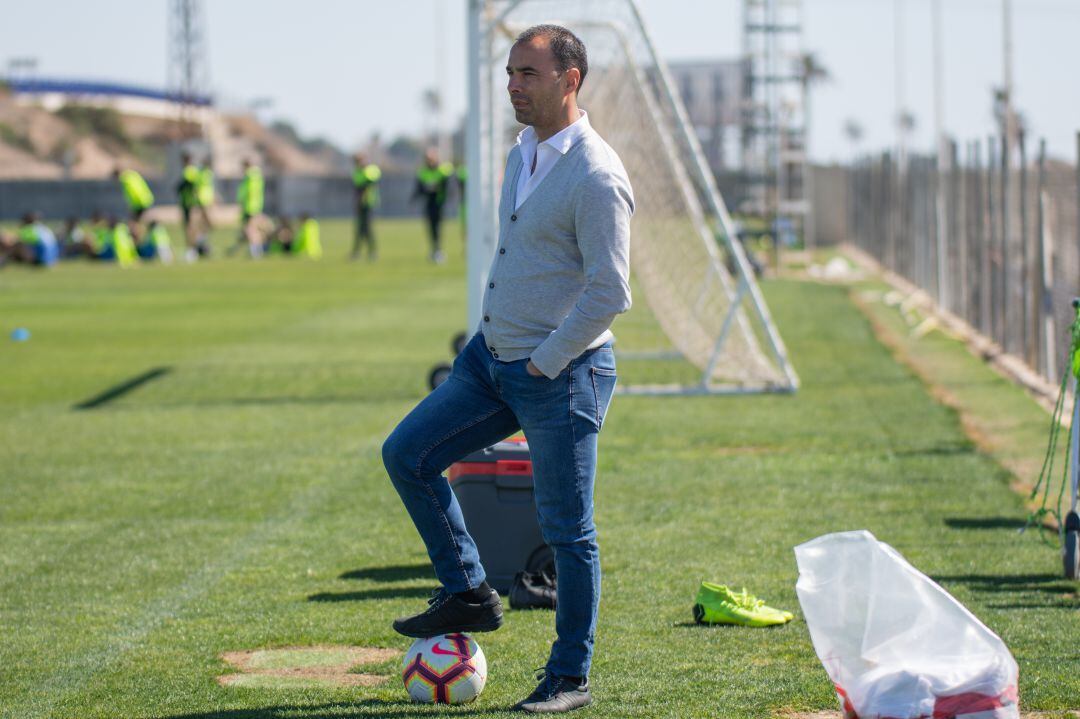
[667, 59, 746, 173]
[5, 76, 212, 120]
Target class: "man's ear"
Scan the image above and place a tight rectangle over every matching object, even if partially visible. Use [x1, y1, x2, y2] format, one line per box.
[565, 67, 581, 95]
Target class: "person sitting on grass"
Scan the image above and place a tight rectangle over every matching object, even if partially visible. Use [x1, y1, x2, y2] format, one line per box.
[0, 213, 59, 268]
[136, 220, 174, 263]
[292, 213, 322, 260]
[59, 216, 87, 258]
[55, 214, 106, 260]
[265, 215, 295, 255]
[95, 216, 138, 267]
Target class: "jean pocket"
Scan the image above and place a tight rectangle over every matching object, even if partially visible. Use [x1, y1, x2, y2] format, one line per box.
[589, 367, 618, 428]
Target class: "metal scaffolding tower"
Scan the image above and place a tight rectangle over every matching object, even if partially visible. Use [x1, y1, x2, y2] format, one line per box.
[741, 0, 808, 246]
[167, 0, 210, 137]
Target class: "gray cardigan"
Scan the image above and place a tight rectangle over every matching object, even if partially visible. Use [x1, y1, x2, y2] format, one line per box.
[479, 125, 634, 378]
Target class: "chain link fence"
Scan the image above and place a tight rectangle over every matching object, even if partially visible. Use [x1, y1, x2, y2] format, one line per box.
[850, 133, 1080, 386]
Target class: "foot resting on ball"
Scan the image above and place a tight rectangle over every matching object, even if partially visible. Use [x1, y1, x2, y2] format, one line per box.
[392, 586, 503, 638]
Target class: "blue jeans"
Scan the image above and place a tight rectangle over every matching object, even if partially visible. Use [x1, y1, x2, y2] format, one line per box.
[382, 333, 618, 678]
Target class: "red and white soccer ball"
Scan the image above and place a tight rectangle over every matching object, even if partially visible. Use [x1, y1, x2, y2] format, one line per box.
[401, 633, 487, 704]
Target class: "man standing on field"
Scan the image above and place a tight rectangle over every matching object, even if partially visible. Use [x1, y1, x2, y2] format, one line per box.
[382, 24, 633, 714]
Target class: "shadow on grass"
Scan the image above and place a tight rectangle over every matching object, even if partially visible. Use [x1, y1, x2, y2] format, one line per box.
[943, 516, 1053, 531]
[141, 393, 422, 409]
[73, 367, 172, 409]
[216, 394, 420, 406]
[893, 443, 975, 458]
[309, 587, 434, 602]
[989, 597, 1080, 609]
[339, 564, 433, 582]
[160, 699, 490, 718]
[672, 621, 792, 629]
[933, 573, 1079, 603]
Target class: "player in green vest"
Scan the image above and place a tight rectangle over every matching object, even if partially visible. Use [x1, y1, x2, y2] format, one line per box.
[0, 213, 59, 267]
[293, 213, 322, 259]
[176, 152, 212, 261]
[266, 215, 295, 255]
[113, 166, 154, 244]
[195, 162, 216, 257]
[351, 153, 382, 261]
[413, 148, 454, 263]
[113, 167, 154, 220]
[228, 159, 266, 258]
[197, 164, 215, 208]
[95, 217, 137, 267]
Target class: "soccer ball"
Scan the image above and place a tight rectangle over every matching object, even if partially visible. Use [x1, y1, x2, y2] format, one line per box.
[401, 633, 487, 704]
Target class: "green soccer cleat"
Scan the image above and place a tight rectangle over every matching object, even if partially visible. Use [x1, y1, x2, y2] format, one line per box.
[693, 582, 794, 627]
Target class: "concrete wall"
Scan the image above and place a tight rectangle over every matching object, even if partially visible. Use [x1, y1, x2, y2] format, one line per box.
[809, 164, 850, 246]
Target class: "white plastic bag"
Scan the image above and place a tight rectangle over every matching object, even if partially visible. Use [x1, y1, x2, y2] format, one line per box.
[794, 530, 1019, 719]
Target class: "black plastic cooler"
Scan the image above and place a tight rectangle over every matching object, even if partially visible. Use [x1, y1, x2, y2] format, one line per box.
[448, 437, 553, 594]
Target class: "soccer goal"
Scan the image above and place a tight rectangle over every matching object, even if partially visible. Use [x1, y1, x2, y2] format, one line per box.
[465, 0, 799, 395]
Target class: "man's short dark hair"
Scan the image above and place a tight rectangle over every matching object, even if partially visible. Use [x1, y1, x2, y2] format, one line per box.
[516, 24, 588, 92]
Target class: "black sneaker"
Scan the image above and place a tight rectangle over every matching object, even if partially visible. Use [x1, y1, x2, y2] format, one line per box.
[392, 587, 503, 638]
[514, 671, 592, 713]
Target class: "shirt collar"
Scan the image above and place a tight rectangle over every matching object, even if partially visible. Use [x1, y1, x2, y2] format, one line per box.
[516, 109, 590, 156]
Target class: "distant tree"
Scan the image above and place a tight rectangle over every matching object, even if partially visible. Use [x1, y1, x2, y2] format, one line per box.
[991, 86, 1027, 143]
[270, 119, 347, 160]
[897, 111, 917, 135]
[843, 119, 864, 144]
[0, 121, 36, 155]
[797, 52, 829, 156]
[798, 52, 829, 88]
[843, 118, 864, 159]
[57, 105, 130, 149]
[387, 135, 424, 167]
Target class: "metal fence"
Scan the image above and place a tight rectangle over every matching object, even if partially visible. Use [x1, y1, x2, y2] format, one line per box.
[850, 133, 1080, 385]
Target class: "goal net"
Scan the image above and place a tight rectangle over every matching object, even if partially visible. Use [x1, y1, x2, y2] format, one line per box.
[465, 0, 798, 394]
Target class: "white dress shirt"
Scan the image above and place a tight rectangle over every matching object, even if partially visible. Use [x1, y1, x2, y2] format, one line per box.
[514, 110, 591, 210]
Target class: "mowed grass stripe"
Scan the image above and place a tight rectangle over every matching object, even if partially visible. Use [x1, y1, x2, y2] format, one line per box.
[2, 436, 385, 719]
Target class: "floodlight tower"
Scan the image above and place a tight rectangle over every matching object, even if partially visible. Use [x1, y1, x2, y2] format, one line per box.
[741, 0, 807, 255]
[167, 0, 210, 138]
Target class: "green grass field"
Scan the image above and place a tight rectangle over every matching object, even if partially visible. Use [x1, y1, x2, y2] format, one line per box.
[1, 220, 1078, 718]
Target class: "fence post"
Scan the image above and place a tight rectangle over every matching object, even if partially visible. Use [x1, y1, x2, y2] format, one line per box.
[975, 139, 988, 335]
[885, 151, 895, 271]
[1037, 137, 1055, 380]
[988, 137, 999, 344]
[1019, 132, 1034, 367]
[997, 133, 1006, 351]
[953, 140, 965, 321]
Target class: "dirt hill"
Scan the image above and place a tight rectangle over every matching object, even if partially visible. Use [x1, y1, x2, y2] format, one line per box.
[0, 88, 341, 180]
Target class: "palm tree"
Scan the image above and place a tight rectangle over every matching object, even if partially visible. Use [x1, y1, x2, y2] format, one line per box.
[843, 118, 865, 159]
[798, 52, 830, 153]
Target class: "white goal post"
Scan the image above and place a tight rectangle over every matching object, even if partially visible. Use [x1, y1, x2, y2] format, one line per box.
[465, 0, 799, 395]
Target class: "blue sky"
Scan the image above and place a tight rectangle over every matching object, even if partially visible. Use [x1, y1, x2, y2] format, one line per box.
[2, 0, 1078, 162]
